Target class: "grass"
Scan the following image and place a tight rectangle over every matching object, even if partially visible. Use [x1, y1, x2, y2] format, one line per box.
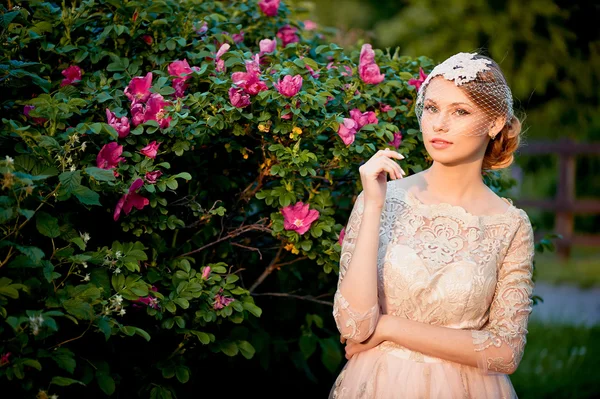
[533, 246, 600, 289]
[512, 319, 600, 399]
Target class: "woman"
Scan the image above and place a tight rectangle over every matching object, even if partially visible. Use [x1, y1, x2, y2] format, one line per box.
[330, 52, 535, 398]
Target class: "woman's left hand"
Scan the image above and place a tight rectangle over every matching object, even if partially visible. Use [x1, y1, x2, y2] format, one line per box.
[343, 315, 389, 360]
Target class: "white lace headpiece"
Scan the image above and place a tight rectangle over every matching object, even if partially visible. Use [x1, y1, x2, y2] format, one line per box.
[415, 52, 515, 138]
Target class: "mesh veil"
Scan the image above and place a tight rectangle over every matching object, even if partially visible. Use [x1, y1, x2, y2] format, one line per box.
[414, 53, 515, 138]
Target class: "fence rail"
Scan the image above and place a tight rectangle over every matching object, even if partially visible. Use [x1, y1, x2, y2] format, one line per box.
[513, 137, 600, 260]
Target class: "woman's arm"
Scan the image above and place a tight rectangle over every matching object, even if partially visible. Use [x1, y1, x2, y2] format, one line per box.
[333, 191, 384, 343]
[348, 211, 535, 375]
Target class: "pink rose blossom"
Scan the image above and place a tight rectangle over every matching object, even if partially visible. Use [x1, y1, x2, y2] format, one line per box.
[143, 94, 171, 128]
[277, 25, 299, 47]
[132, 286, 159, 309]
[215, 43, 230, 73]
[214, 289, 235, 310]
[259, 38, 277, 54]
[349, 109, 378, 130]
[380, 103, 393, 112]
[202, 266, 211, 279]
[358, 44, 385, 85]
[125, 72, 153, 103]
[173, 78, 189, 98]
[339, 227, 346, 246]
[232, 32, 244, 44]
[195, 21, 208, 35]
[337, 118, 358, 146]
[275, 74, 303, 97]
[408, 67, 428, 91]
[231, 57, 268, 96]
[142, 35, 153, 45]
[258, 0, 280, 16]
[23, 105, 47, 125]
[388, 131, 403, 149]
[303, 20, 317, 30]
[140, 140, 161, 159]
[281, 201, 320, 235]
[113, 178, 150, 221]
[145, 170, 163, 184]
[106, 109, 130, 139]
[229, 87, 251, 108]
[60, 65, 82, 87]
[0, 352, 11, 367]
[168, 59, 193, 80]
[97, 142, 124, 171]
[131, 101, 145, 126]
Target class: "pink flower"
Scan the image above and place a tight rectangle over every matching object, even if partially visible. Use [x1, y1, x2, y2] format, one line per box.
[173, 78, 188, 98]
[232, 32, 244, 44]
[132, 286, 159, 309]
[229, 87, 251, 108]
[215, 43, 230, 73]
[259, 0, 280, 16]
[304, 20, 317, 30]
[408, 67, 428, 91]
[140, 141, 161, 159]
[131, 101, 145, 126]
[349, 109, 378, 130]
[213, 290, 235, 310]
[168, 59, 193, 80]
[380, 103, 393, 112]
[0, 352, 11, 367]
[281, 201, 320, 235]
[23, 105, 47, 125]
[97, 142, 124, 170]
[275, 74, 302, 97]
[142, 35, 153, 45]
[338, 227, 346, 246]
[113, 178, 150, 221]
[143, 94, 171, 128]
[125, 72, 153, 103]
[337, 118, 358, 146]
[202, 266, 211, 279]
[145, 170, 163, 184]
[106, 109, 130, 139]
[60, 65, 82, 87]
[259, 38, 277, 54]
[388, 132, 403, 149]
[358, 44, 384, 85]
[231, 57, 268, 96]
[195, 21, 208, 35]
[277, 25, 299, 47]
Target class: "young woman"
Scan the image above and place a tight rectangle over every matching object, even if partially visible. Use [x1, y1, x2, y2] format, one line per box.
[330, 52, 535, 398]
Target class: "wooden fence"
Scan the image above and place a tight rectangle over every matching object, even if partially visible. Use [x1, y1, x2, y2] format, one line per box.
[513, 137, 600, 260]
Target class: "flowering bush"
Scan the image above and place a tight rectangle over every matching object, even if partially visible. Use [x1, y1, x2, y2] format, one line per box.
[0, 0, 522, 396]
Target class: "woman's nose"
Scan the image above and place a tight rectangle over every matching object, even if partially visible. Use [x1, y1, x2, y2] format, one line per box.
[432, 113, 449, 132]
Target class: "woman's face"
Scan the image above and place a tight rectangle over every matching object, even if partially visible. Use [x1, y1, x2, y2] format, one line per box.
[420, 77, 503, 167]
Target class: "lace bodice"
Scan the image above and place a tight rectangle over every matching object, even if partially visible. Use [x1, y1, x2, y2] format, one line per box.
[332, 180, 535, 375]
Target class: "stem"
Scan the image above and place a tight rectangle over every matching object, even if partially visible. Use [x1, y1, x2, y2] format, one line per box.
[49, 320, 93, 350]
[171, 230, 178, 248]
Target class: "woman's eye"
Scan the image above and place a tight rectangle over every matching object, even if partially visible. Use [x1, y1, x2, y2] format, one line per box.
[455, 108, 470, 116]
[425, 105, 437, 113]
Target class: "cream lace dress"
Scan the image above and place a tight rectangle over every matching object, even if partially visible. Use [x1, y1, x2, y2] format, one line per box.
[330, 180, 535, 399]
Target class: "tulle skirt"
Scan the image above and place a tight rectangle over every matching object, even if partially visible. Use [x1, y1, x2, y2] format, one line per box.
[329, 342, 517, 399]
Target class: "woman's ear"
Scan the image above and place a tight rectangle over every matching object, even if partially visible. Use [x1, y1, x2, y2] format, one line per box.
[489, 116, 506, 137]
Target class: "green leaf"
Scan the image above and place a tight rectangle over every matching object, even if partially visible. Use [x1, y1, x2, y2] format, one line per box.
[175, 366, 190, 384]
[59, 171, 82, 194]
[73, 185, 101, 206]
[63, 299, 94, 320]
[134, 327, 151, 341]
[52, 348, 76, 374]
[299, 334, 317, 359]
[51, 376, 85, 386]
[22, 359, 42, 371]
[237, 340, 255, 359]
[319, 337, 342, 373]
[220, 341, 238, 356]
[36, 211, 60, 238]
[96, 374, 115, 395]
[85, 167, 116, 182]
[242, 302, 262, 317]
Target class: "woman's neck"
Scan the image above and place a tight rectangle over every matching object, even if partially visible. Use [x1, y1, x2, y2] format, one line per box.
[420, 162, 488, 203]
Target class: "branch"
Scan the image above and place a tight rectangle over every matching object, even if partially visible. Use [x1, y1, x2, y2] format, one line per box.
[49, 319, 94, 350]
[230, 242, 263, 260]
[251, 292, 333, 306]
[248, 246, 283, 293]
[177, 220, 272, 258]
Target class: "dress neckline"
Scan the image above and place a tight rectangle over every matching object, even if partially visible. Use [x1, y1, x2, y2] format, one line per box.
[400, 187, 516, 219]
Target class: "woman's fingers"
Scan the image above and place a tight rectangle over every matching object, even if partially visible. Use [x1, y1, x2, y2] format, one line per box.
[373, 148, 405, 161]
[382, 158, 404, 179]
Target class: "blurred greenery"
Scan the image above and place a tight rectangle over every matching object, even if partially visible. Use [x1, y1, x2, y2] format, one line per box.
[534, 245, 600, 289]
[512, 320, 600, 399]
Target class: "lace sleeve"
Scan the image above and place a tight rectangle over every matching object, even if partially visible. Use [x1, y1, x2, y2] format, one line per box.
[471, 210, 535, 375]
[332, 191, 379, 342]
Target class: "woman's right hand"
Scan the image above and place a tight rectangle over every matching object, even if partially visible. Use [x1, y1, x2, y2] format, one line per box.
[359, 148, 405, 209]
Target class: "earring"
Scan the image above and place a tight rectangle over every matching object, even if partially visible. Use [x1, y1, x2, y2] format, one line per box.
[490, 133, 497, 140]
